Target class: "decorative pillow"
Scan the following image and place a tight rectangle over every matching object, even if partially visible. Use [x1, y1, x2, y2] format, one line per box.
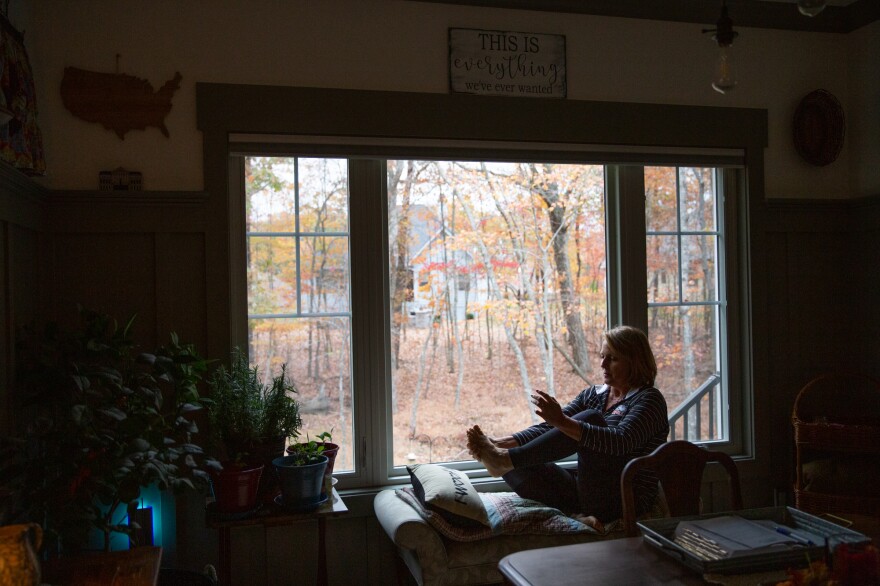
[407, 463, 490, 527]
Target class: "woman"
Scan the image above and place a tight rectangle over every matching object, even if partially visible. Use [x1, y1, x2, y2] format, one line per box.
[467, 325, 669, 529]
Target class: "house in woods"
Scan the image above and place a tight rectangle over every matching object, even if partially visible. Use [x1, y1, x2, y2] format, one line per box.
[403, 204, 488, 326]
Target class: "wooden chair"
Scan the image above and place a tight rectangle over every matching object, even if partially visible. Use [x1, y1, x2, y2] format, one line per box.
[620, 440, 743, 537]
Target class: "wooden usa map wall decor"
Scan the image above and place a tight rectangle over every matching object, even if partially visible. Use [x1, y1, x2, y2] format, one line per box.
[60, 65, 181, 139]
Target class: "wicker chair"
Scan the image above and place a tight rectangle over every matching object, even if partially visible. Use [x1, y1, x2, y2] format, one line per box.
[792, 373, 880, 517]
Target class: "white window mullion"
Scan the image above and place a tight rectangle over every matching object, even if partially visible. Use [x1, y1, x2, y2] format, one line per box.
[294, 159, 302, 316]
[606, 165, 648, 333]
[348, 158, 391, 486]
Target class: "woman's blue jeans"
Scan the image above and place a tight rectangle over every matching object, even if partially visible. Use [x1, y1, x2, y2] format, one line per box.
[503, 409, 624, 522]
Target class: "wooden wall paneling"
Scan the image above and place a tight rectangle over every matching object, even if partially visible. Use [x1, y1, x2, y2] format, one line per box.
[738, 476, 777, 510]
[154, 232, 208, 354]
[783, 233, 849, 375]
[0, 162, 46, 436]
[763, 229, 795, 491]
[762, 199, 856, 498]
[44, 191, 208, 338]
[48, 232, 158, 341]
[4, 223, 42, 429]
[231, 524, 268, 585]
[851, 198, 880, 376]
[9, 225, 40, 334]
[365, 515, 403, 585]
[265, 523, 318, 585]
[0, 164, 44, 231]
[1, 220, 8, 433]
[325, 517, 370, 586]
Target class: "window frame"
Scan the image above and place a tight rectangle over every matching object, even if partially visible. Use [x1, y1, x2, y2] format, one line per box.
[198, 84, 765, 489]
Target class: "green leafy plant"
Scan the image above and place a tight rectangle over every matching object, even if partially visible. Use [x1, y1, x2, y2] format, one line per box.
[285, 435, 326, 466]
[206, 348, 302, 462]
[0, 307, 220, 553]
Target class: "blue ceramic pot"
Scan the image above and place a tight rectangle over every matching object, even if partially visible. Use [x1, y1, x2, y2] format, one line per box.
[272, 454, 329, 512]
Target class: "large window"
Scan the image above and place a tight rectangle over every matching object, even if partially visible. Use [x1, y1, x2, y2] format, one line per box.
[240, 154, 738, 485]
[386, 160, 607, 466]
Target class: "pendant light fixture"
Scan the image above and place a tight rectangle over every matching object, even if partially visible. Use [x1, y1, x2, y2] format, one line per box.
[797, 0, 827, 17]
[703, 0, 738, 94]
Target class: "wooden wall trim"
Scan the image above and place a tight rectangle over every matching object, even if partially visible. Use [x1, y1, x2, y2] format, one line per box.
[764, 194, 880, 233]
[46, 191, 208, 233]
[197, 84, 769, 151]
[411, 0, 877, 33]
[46, 190, 208, 207]
[849, 194, 880, 233]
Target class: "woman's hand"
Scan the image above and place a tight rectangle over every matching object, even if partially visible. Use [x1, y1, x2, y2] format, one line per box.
[531, 389, 565, 427]
[532, 389, 582, 442]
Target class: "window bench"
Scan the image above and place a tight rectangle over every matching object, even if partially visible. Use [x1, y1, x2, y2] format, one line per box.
[373, 489, 625, 586]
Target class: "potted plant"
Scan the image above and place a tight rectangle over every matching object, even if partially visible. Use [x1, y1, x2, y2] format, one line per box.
[0, 308, 220, 554]
[206, 348, 302, 512]
[287, 430, 339, 494]
[273, 437, 328, 511]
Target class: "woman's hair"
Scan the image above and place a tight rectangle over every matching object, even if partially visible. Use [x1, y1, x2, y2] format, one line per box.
[604, 325, 657, 387]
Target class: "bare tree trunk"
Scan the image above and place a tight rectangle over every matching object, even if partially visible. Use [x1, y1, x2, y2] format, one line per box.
[532, 164, 590, 375]
[388, 161, 414, 376]
[438, 192, 457, 375]
[537, 250, 555, 395]
[485, 309, 493, 360]
[388, 161, 416, 413]
[409, 322, 436, 437]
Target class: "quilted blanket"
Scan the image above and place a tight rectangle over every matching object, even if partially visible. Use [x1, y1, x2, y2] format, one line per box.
[396, 487, 618, 542]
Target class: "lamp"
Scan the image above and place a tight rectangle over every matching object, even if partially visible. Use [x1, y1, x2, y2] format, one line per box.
[703, 0, 738, 94]
[128, 506, 154, 548]
[797, 0, 827, 17]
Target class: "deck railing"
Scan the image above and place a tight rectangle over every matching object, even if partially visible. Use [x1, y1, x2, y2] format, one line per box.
[667, 373, 722, 441]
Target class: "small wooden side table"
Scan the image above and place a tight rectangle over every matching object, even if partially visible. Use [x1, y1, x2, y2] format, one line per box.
[206, 488, 348, 586]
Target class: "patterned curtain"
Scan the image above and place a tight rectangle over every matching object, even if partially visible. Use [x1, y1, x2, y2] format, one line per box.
[0, 14, 45, 176]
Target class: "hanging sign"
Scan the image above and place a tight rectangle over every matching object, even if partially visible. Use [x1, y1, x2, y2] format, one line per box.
[449, 28, 566, 98]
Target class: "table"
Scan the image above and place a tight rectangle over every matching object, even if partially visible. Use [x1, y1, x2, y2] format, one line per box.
[499, 522, 879, 586]
[41, 546, 162, 585]
[206, 487, 348, 586]
[499, 537, 705, 586]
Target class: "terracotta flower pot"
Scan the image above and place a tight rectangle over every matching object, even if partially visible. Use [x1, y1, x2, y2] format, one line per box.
[249, 437, 287, 504]
[210, 462, 264, 515]
[318, 442, 340, 477]
[286, 441, 339, 479]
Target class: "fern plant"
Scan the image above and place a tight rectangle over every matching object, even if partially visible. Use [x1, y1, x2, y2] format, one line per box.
[207, 348, 302, 462]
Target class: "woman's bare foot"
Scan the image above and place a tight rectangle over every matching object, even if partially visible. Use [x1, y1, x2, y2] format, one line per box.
[572, 513, 605, 533]
[466, 425, 514, 477]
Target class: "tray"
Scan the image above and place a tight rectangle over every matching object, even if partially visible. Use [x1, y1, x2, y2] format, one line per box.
[638, 506, 869, 575]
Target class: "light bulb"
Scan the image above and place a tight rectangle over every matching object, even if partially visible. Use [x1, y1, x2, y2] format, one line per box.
[712, 45, 737, 94]
[797, 0, 826, 17]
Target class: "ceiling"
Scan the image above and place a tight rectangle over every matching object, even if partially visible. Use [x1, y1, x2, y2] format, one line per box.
[414, 0, 878, 33]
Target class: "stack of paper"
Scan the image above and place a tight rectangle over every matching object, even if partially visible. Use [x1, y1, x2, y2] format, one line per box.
[673, 516, 821, 560]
